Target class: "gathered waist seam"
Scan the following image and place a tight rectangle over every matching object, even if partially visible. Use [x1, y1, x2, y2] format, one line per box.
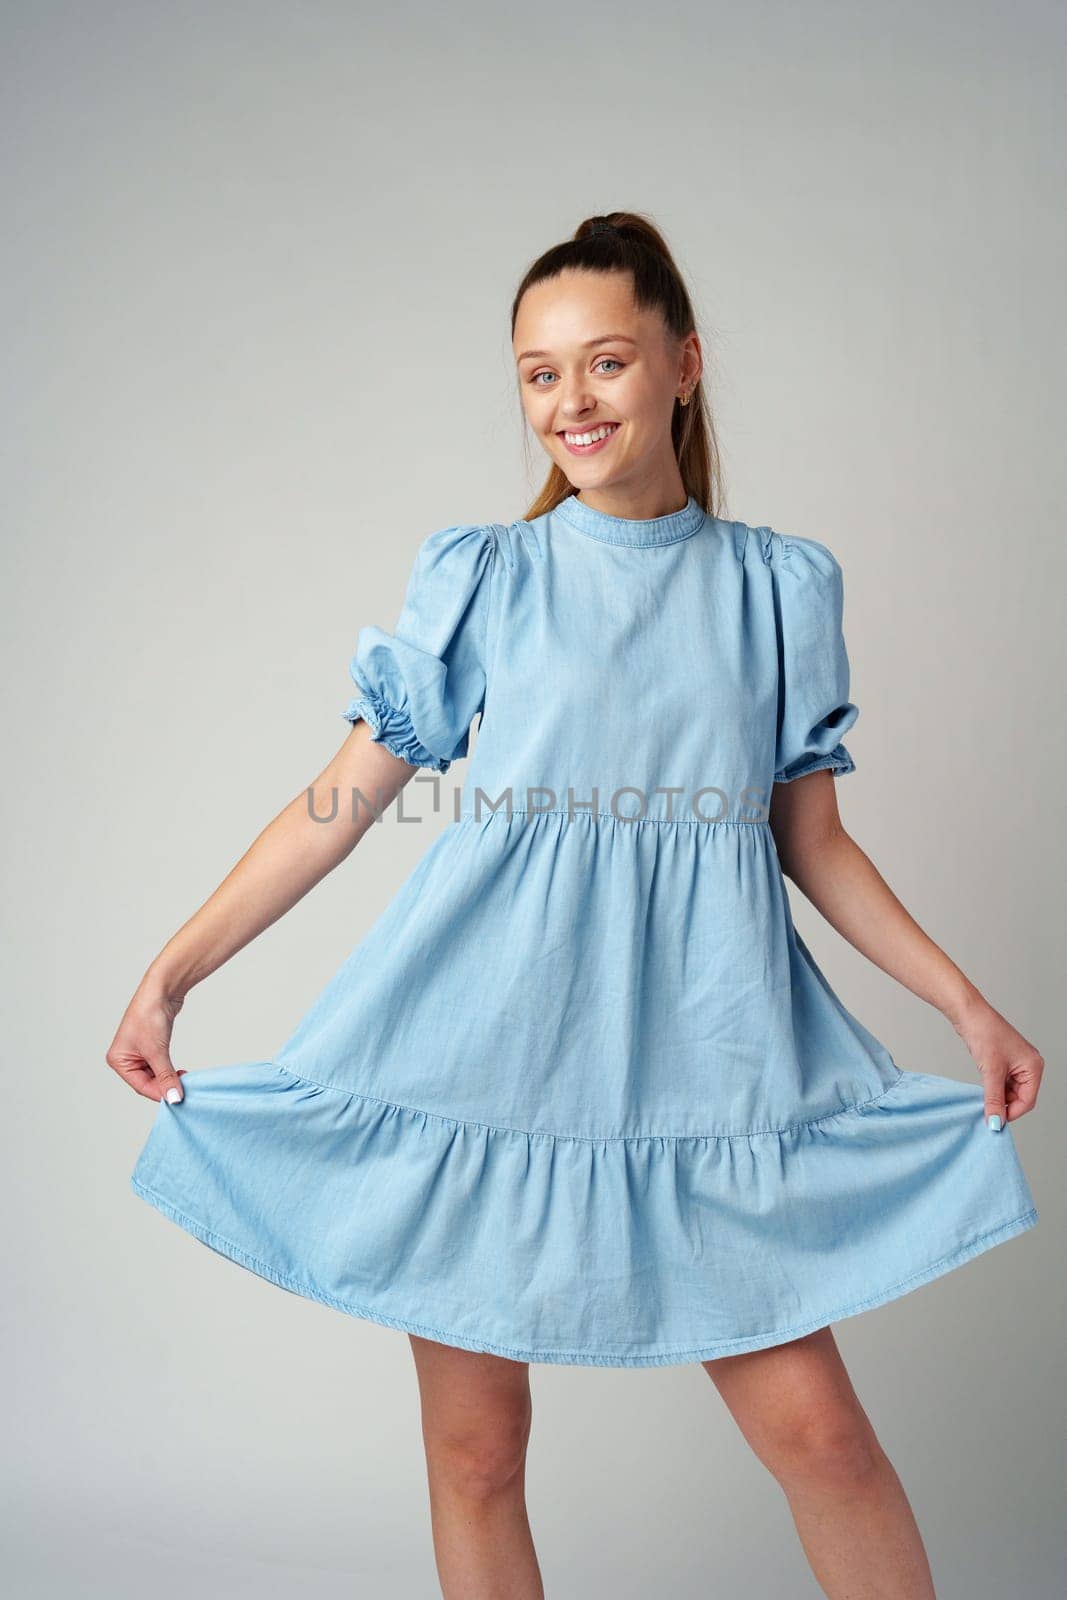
[272, 1062, 908, 1143]
[458, 807, 771, 829]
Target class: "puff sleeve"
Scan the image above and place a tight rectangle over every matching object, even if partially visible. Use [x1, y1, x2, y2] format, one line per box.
[771, 533, 859, 783]
[341, 522, 496, 773]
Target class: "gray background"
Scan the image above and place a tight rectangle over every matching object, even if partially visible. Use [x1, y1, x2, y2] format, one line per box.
[4, 2, 1063, 1595]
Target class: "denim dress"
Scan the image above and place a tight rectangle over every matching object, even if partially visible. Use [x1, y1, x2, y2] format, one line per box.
[130, 493, 1038, 1367]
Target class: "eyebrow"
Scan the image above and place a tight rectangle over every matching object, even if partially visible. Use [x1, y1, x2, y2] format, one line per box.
[515, 334, 638, 363]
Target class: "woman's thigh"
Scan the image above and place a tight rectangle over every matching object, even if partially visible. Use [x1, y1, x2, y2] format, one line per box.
[408, 1334, 533, 1467]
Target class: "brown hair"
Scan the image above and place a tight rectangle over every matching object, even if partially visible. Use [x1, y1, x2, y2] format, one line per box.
[511, 211, 726, 523]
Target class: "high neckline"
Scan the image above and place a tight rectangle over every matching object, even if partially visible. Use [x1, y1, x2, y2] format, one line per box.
[553, 492, 708, 547]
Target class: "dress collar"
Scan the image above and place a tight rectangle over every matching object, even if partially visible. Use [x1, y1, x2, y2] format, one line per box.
[552, 492, 707, 547]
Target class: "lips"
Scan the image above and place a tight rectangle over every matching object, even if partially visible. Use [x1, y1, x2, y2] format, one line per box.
[558, 422, 621, 456]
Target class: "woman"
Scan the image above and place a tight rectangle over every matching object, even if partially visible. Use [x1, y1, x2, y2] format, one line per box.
[112, 211, 1042, 1598]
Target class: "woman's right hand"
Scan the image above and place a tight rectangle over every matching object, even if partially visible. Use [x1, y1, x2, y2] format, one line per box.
[107, 982, 188, 1104]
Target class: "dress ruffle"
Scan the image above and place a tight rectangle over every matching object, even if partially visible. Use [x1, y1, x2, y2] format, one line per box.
[342, 682, 449, 772]
[773, 742, 856, 784]
[130, 1059, 1037, 1368]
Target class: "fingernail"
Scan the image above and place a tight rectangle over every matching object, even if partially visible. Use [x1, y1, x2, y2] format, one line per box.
[987, 1113, 1002, 1132]
[165, 1087, 183, 1104]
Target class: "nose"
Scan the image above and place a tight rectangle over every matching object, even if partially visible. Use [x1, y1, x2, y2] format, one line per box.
[557, 392, 601, 424]
[551, 374, 603, 419]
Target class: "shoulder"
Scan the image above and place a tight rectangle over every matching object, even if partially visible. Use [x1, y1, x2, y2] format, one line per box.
[775, 530, 843, 579]
[413, 520, 499, 566]
[406, 522, 500, 597]
[408, 518, 552, 603]
[729, 521, 844, 585]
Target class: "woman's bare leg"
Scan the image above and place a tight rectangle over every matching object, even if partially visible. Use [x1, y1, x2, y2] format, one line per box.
[408, 1333, 544, 1599]
[703, 1326, 936, 1599]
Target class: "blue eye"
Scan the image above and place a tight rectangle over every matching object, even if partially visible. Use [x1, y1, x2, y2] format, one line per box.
[529, 358, 623, 386]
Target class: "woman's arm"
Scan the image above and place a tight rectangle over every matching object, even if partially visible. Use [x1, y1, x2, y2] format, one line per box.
[107, 721, 421, 1102]
[768, 771, 1045, 1128]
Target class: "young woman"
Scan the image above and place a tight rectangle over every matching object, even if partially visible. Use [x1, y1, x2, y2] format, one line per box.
[112, 211, 1042, 1598]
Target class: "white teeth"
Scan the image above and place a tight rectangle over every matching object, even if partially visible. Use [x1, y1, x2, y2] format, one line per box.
[564, 423, 618, 446]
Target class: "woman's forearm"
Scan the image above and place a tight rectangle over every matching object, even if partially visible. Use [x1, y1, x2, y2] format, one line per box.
[140, 725, 416, 1002]
[780, 830, 984, 1026]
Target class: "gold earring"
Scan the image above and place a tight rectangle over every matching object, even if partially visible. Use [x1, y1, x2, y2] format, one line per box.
[679, 390, 691, 406]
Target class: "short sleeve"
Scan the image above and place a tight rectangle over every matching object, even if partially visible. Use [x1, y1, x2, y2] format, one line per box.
[341, 522, 496, 772]
[771, 533, 859, 784]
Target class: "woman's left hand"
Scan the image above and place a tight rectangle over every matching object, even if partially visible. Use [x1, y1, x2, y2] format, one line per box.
[950, 997, 1045, 1128]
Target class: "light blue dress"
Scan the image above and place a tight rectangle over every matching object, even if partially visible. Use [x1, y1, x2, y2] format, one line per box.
[130, 493, 1039, 1367]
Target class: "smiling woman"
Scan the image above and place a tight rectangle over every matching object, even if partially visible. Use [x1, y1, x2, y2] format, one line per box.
[120, 207, 1042, 1598]
[512, 216, 724, 523]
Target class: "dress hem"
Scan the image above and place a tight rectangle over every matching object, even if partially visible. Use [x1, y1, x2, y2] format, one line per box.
[129, 1175, 1038, 1370]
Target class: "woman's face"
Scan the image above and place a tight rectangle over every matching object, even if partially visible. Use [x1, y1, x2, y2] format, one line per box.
[513, 268, 700, 508]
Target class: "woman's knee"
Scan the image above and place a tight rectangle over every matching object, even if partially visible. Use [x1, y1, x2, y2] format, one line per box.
[760, 1408, 884, 1491]
[426, 1411, 532, 1499]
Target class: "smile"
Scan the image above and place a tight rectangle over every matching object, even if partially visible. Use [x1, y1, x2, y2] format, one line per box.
[559, 422, 620, 455]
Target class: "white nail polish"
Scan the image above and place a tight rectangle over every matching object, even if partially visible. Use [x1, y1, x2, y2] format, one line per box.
[165, 1087, 182, 1104]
